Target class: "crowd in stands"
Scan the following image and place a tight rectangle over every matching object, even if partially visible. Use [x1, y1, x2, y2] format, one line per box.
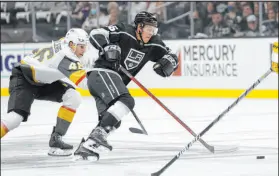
[1, 1, 278, 42]
[193, 1, 278, 38]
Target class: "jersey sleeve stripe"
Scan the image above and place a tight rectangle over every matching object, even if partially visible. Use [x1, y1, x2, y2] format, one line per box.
[69, 70, 86, 86]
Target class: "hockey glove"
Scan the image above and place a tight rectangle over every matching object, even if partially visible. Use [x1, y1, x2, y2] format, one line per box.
[153, 53, 178, 77]
[104, 44, 121, 70]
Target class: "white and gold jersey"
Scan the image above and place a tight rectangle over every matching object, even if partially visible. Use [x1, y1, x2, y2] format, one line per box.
[18, 38, 94, 89]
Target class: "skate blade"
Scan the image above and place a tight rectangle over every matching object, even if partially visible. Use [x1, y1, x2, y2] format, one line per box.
[83, 143, 111, 153]
[48, 148, 72, 157]
[73, 155, 99, 162]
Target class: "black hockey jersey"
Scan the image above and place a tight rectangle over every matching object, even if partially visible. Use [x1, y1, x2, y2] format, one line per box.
[89, 23, 170, 85]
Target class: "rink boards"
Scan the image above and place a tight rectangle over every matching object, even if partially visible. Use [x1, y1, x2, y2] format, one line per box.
[1, 38, 278, 98]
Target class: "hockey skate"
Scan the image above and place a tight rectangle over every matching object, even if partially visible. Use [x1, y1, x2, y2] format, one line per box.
[73, 138, 100, 161]
[48, 127, 73, 156]
[88, 126, 113, 152]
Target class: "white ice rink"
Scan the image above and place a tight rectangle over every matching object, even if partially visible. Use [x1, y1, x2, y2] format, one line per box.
[1, 97, 278, 176]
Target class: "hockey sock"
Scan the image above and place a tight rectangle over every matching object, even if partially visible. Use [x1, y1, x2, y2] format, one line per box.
[55, 106, 76, 135]
[1, 122, 9, 138]
[1, 112, 23, 138]
[99, 101, 130, 133]
[99, 111, 119, 133]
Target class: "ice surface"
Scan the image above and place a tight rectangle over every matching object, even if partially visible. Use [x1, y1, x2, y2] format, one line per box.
[1, 97, 278, 176]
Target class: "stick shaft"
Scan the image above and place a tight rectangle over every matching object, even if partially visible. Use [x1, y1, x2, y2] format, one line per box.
[131, 109, 148, 135]
[152, 69, 272, 176]
[120, 66, 214, 153]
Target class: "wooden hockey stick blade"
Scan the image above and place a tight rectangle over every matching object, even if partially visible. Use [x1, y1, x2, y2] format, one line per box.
[129, 127, 148, 135]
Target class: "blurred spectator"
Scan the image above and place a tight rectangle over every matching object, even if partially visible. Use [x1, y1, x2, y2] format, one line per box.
[107, 2, 119, 25]
[82, 3, 109, 32]
[239, 4, 253, 30]
[224, 1, 242, 33]
[265, 2, 276, 13]
[107, 2, 127, 24]
[71, 2, 91, 27]
[2, 1, 278, 42]
[216, 3, 227, 14]
[262, 8, 278, 36]
[242, 4, 253, 18]
[147, 1, 166, 22]
[267, 8, 276, 20]
[253, 2, 260, 18]
[196, 2, 207, 20]
[130, 2, 147, 23]
[204, 2, 215, 26]
[191, 10, 204, 35]
[204, 11, 231, 38]
[239, 2, 249, 11]
[244, 14, 261, 37]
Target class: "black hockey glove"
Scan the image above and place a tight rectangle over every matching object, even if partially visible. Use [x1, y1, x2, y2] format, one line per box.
[153, 53, 178, 77]
[103, 44, 121, 70]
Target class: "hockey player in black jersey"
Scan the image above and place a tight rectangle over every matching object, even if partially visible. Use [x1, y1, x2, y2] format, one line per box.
[74, 11, 179, 161]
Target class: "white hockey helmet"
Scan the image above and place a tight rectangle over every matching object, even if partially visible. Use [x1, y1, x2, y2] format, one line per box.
[64, 28, 89, 46]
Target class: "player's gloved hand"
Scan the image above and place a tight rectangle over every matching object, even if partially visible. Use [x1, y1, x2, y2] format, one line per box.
[153, 53, 178, 77]
[104, 44, 121, 70]
[271, 42, 278, 74]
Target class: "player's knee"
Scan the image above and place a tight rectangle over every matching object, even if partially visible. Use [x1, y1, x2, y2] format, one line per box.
[118, 94, 135, 110]
[1, 111, 23, 131]
[62, 89, 82, 110]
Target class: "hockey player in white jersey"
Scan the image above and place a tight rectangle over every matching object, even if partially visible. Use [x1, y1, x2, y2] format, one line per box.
[1, 28, 91, 156]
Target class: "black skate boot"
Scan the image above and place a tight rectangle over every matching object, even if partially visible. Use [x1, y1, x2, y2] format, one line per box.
[88, 126, 113, 152]
[73, 138, 100, 161]
[48, 126, 73, 156]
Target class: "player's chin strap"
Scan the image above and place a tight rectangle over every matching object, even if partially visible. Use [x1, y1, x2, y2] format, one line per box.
[138, 23, 146, 45]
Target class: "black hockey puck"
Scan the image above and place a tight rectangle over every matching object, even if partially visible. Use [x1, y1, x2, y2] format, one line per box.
[257, 156, 265, 159]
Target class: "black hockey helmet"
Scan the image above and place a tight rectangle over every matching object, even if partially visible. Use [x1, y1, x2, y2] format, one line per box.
[134, 11, 158, 28]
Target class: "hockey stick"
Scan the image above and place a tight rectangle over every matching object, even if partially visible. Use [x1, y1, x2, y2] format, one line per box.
[119, 66, 214, 153]
[129, 109, 148, 135]
[151, 69, 273, 176]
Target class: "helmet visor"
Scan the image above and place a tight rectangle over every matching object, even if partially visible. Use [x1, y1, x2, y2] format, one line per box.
[142, 25, 158, 35]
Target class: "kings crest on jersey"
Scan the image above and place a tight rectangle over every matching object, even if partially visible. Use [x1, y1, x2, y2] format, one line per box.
[89, 23, 170, 84]
[18, 38, 88, 89]
[125, 48, 145, 70]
